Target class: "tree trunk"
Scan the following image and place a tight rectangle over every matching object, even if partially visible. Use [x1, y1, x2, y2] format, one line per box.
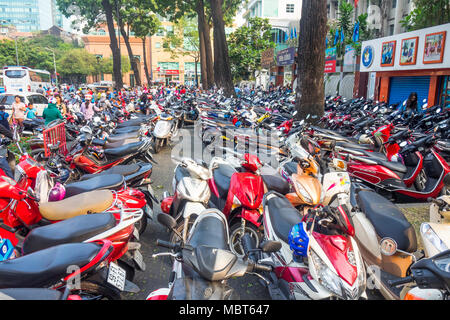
[196, 0, 209, 90]
[102, 0, 123, 90]
[120, 24, 141, 87]
[209, 0, 235, 96]
[295, 0, 327, 123]
[195, 58, 199, 86]
[142, 37, 151, 86]
[380, 0, 391, 37]
[203, 21, 214, 88]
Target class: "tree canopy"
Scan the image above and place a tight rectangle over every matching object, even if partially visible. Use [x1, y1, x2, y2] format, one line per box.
[402, 0, 450, 31]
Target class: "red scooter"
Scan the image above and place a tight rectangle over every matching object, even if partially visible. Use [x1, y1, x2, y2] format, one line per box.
[208, 154, 265, 257]
[336, 135, 450, 202]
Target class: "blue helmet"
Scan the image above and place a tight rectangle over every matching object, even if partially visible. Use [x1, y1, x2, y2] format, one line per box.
[288, 222, 309, 257]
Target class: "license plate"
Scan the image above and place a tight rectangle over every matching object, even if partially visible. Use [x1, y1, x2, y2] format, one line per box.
[133, 227, 140, 241]
[107, 263, 126, 291]
[133, 250, 145, 271]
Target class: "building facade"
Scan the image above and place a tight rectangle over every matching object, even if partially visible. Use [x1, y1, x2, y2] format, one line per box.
[328, 0, 415, 37]
[0, 0, 68, 32]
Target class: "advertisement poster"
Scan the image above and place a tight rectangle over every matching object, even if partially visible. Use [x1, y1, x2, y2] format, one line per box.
[343, 45, 357, 72]
[284, 71, 292, 86]
[325, 47, 337, 73]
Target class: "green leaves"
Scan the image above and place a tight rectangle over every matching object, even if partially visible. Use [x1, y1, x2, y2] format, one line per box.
[401, 0, 450, 31]
[227, 17, 275, 82]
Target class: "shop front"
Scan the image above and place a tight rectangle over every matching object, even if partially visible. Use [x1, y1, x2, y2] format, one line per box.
[360, 23, 450, 108]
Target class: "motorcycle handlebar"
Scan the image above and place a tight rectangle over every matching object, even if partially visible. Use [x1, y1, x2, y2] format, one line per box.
[388, 276, 414, 287]
[247, 261, 272, 273]
[156, 239, 177, 250]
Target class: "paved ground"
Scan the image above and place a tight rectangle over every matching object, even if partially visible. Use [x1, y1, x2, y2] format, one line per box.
[126, 144, 270, 300]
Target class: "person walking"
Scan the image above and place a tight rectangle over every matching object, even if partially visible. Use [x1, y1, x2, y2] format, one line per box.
[42, 98, 63, 126]
[11, 95, 26, 134]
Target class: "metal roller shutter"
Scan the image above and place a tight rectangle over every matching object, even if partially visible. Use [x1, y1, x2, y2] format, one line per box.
[388, 76, 430, 106]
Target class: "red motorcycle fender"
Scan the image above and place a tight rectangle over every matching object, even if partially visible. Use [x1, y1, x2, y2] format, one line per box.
[146, 288, 170, 300]
[238, 209, 262, 228]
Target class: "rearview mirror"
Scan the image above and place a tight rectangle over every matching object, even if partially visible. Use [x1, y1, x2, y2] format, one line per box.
[260, 240, 282, 253]
[293, 111, 298, 116]
[157, 213, 177, 230]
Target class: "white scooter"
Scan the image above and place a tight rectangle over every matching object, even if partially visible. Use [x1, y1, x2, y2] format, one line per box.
[152, 111, 181, 153]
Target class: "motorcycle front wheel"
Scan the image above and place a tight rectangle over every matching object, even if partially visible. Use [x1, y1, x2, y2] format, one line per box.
[229, 222, 262, 259]
[152, 138, 163, 154]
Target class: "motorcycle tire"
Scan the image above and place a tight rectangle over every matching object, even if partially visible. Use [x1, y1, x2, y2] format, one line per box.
[153, 138, 162, 154]
[414, 169, 427, 191]
[229, 222, 262, 259]
[77, 281, 122, 300]
[135, 216, 148, 236]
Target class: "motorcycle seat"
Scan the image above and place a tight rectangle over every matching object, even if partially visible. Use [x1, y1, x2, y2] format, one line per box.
[335, 141, 376, 151]
[371, 157, 407, 173]
[65, 174, 124, 198]
[116, 119, 143, 128]
[104, 141, 145, 158]
[0, 243, 103, 289]
[0, 288, 62, 300]
[22, 213, 116, 255]
[356, 190, 417, 252]
[213, 164, 236, 199]
[105, 138, 139, 149]
[39, 190, 114, 221]
[188, 215, 228, 250]
[113, 126, 141, 134]
[108, 131, 140, 142]
[262, 174, 290, 195]
[266, 195, 302, 244]
[80, 164, 141, 181]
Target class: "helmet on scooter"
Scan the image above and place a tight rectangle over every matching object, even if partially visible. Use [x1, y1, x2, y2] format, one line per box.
[358, 134, 373, 145]
[48, 182, 66, 202]
[288, 222, 309, 257]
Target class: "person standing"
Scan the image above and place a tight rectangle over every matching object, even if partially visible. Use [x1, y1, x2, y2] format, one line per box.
[42, 98, 63, 126]
[12, 95, 26, 133]
[55, 94, 67, 117]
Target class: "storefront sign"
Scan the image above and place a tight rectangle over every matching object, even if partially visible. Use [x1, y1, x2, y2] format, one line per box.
[276, 47, 296, 66]
[360, 23, 450, 72]
[325, 47, 337, 73]
[261, 48, 275, 69]
[165, 70, 179, 75]
[325, 60, 337, 73]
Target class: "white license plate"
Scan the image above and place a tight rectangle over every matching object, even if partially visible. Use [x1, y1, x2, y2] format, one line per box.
[133, 227, 140, 241]
[133, 250, 145, 270]
[107, 263, 126, 291]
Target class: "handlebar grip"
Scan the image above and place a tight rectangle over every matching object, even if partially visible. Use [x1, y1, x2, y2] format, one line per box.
[388, 276, 414, 287]
[156, 239, 177, 250]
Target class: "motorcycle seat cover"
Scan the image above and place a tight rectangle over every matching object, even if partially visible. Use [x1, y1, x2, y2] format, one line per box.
[282, 162, 298, 176]
[188, 216, 228, 250]
[104, 141, 145, 158]
[0, 243, 102, 288]
[39, 190, 114, 221]
[105, 138, 139, 149]
[213, 164, 236, 199]
[335, 142, 376, 151]
[108, 131, 140, 142]
[262, 174, 290, 195]
[80, 164, 140, 181]
[373, 158, 407, 173]
[267, 195, 302, 244]
[22, 213, 116, 255]
[356, 190, 417, 252]
[65, 174, 124, 198]
[0, 288, 62, 300]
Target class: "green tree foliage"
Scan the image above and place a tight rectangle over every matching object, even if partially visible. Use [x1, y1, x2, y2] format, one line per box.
[401, 0, 450, 31]
[163, 16, 199, 60]
[227, 17, 275, 82]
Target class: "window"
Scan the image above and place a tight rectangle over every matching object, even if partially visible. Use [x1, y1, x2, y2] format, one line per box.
[156, 28, 165, 36]
[392, 0, 397, 8]
[389, 24, 394, 36]
[155, 42, 161, 48]
[5, 70, 26, 78]
[286, 4, 295, 13]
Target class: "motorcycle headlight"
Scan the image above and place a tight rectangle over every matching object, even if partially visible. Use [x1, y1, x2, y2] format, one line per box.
[310, 250, 343, 298]
[421, 223, 449, 252]
[295, 181, 313, 204]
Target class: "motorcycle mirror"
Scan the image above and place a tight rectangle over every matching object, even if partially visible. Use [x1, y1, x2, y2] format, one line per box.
[373, 106, 379, 112]
[399, 141, 408, 147]
[437, 108, 442, 114]
[157, 213, 177, 230]
[260, 240, 282, 253]
[363, 105, 368, 110]
[380, 237, 398, 256]
[299, 119, 305, 125]
[269, 123, 276, 127]
[306, 114, 311, 120]
[293, 111, 298, 116]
